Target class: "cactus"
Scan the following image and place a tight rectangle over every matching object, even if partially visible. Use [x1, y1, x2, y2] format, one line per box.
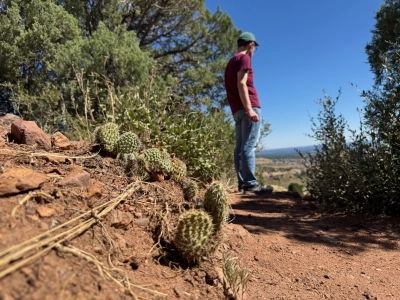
[142, 148, 171, 175]
[184, 180, 198, 201]
[170, 158, 187, 182]
[119, 152, 136, 169]
[93, 125, 102, 142]
[174, 209, 214, 262]
[204, 182, 229, 231]
[134, 153, 150, 178]
[159, 149, 172, 174]
[97, 122, 119, 153]
[116, 132, 141, 154]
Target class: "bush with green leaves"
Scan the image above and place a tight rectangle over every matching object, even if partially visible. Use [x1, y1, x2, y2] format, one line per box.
[287, 183, 304, 197]
[298, 91, 400, 215]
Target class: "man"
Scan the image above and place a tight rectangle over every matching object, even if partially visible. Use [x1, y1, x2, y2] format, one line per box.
[224, 32, 272, 195]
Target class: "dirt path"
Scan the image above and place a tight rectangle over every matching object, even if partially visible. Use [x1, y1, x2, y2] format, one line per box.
[226, 192, 400, 300]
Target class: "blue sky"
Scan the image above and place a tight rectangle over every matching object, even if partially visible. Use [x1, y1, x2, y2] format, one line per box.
[206, 0, 381, 149]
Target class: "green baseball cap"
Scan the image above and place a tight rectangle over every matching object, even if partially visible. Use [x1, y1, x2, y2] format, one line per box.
[238, 32, 259, 47]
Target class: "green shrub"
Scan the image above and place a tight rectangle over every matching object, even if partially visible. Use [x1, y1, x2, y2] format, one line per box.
[288, 183, 304, 197]
[298, 91, 400, 215]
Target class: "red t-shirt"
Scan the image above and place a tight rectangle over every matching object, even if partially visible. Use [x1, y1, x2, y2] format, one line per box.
[224, 52, 260, 115]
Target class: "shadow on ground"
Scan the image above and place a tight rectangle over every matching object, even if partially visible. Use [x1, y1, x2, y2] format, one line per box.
[229, 192, 400, 254]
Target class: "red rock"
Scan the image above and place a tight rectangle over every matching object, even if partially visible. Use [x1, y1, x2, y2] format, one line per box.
[11, 120, 51, 151]
[51, 132, 72, 150]
[82, 179, 103, 199]
[0, 113, 20, 126]
[110, 210, 133, 228]
[44, 155, 66, 165]
[0, 168, 47, 197]
[36, 206, 56, 218]
[57, 167, 91, 188]
[0, 149, 16, 162]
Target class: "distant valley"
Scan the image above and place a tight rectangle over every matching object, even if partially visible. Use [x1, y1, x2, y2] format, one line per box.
[257, 145, 317, 159]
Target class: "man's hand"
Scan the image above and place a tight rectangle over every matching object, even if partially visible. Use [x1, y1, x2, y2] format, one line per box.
[247, 108, 259, 122]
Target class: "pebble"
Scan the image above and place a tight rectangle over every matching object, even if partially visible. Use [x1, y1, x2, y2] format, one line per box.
[38, 222, 49, 231]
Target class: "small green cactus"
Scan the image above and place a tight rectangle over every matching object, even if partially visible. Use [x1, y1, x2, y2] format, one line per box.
[116, 132, 141, 154]
[204, 182, 229, 231]
[159, 149, 172, 174]
[170, 158, 187, 182]
[184, 180, 198, 201]
[134, 153, 150, 178]
[97, 122, 119, 153]
[141, 148, 171, 175]
[174, 209, 214, 262]
[119, 152, 136, 169]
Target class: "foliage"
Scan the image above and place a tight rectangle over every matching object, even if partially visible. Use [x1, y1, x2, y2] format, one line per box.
[287, 183, 304, 197]
[56, 0, 240, 105]
[365, 0, 400, 87]
[109, 79, 236, 179]
[222, 251, 250, 300]
[298, 92, 400, 215]
[0, 0, 244, 180]
[296, 2, 400, 216]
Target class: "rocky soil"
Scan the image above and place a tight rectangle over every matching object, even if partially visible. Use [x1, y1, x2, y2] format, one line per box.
[1, 114, 400, 300]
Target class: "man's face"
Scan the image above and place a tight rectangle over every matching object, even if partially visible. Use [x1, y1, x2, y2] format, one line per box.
[248, 42, 256, 57]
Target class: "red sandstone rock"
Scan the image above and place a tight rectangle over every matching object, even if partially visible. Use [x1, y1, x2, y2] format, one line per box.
[57, 167, 91, 188]
[0, 168, 47, 197]
[11, 120, 51, 151]
[51, 132, 72, 150]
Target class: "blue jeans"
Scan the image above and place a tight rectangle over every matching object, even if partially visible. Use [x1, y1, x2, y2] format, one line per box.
[233, 108, 261, 188]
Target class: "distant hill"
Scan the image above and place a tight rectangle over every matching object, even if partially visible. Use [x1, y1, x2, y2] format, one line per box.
[257, 145, 317, 158]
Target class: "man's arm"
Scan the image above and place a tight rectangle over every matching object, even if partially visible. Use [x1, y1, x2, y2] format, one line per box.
[237, 70, 259, 122]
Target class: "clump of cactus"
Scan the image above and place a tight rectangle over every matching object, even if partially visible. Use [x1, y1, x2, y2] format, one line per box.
[170, 158, 187, 182]
[204, 182, 229, 231]
[159, 149, 172, 174]
[116, 132, 141, 154]
[142, 148, 171, 175]
[174, 209, 214, 262]
[184, 180, 198, 201]
[133, 153, 150, 179]
[96, 122, 119, 154]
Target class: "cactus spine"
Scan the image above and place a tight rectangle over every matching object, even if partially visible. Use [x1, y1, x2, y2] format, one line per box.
[203, 182, 229, 231]
[184, 180, 198, 201]
[116, 132, 141, 154]
[97, 122, 119, 154]
[174, 209, 214, 262]
[170, 158, 187, 182]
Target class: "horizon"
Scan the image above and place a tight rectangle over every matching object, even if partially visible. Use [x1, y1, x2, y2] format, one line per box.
[206, 0, 379, 149]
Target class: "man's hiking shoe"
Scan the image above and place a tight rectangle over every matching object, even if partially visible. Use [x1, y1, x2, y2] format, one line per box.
[243, 184, 273, 195]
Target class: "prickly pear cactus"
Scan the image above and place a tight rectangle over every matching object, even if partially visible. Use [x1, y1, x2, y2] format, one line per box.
[170, 158, 187, 182]
[184, 180, 198, 201]
[174, 209, 214, 262]
[203, 182, 229, 231]
[97, 122, 119, 153]
[116, 132, 141, 154]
